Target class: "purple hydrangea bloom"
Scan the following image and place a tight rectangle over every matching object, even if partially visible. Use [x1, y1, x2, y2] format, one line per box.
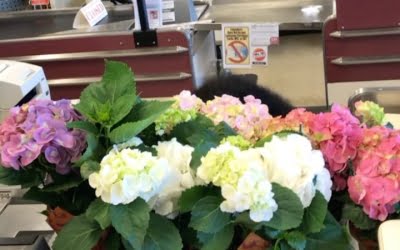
[0, 99, 86, 174]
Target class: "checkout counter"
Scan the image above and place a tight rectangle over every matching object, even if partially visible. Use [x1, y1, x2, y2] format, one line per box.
[0, 0, 334, 106]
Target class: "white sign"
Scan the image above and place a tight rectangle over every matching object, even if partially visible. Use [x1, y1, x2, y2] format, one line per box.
[73, 0, 108, 29]
[222, 23, 279, 69]
[133, 0, 163, 30]
[162, 0, 175, 23]
[222, 23, 251, 69]
[134, 0, 175, 30]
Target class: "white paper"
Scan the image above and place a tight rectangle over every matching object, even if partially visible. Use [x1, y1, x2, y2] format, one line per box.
[133, 0, 163, 30]
[73, 0, 107, 29]
[250, 23, 279, 46]
[162, 0, 175, 23]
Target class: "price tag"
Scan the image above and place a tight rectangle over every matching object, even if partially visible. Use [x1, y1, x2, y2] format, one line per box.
[73, 0, 108, 28]
[81, 0, 108, 27]
[31, 0, 49, 5]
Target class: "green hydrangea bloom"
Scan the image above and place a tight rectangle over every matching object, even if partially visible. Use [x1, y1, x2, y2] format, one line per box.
[221, 135, 252, 150]
[355, 101, 385, 127]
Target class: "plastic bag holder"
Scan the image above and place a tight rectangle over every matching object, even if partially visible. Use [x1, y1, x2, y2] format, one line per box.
[133, 0, 158, 48]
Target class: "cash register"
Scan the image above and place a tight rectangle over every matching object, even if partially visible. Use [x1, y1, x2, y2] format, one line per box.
[0, 60, 53, 250]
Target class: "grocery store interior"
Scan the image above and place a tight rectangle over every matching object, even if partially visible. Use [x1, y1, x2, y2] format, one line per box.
[1, 0, 400, 249]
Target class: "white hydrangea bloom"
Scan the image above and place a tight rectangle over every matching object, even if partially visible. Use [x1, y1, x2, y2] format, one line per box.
[198, 143, 278, 222]
[315, 167, 332, 201]
[259, 134, 332, 207]
[220, 165, 278, 222]
[89, 148, 171, 205]
[150, 138, 200, 217]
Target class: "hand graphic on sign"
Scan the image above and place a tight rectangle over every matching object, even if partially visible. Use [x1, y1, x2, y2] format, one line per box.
[226, 41, 249, 64]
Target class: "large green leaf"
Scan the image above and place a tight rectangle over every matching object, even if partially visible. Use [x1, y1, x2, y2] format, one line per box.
[74, 133, 103, 167]
[197, 224, 234, 250]
[80, 160, 100, 180]
[109, 119, 156, 144]
[299, 191, 328, 234]
[342, 204, 377, 230]
[110, 199, 150, 250]
[74, 61, 136, 127]
[264, 183, 304, 230]
[0, 166, 41, 188]
[170, 115, 218, 146]
[102, 60, 136, 94]
[284, 231, 306, 250]
[118, 100, 174, 125]
[189, 196, 231, 234]
[53, 216, 103, 250]
[67, 121, 99, 135]
[86, 199, 111, 230]
[190, 141, 218, 169]
[142, 213, 183, 250]
[305, 212, 352, 250]
[178, 186, 217, 213]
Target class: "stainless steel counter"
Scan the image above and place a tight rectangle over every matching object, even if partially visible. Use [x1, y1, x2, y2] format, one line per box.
[201, 0, 333, 30]
[0, 5, 135, 40]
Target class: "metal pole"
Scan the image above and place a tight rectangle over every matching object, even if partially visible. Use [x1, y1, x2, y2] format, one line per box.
[136, 0, 150, 31]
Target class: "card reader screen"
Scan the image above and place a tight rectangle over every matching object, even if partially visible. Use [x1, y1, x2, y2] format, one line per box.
[15, 87, 37, 107]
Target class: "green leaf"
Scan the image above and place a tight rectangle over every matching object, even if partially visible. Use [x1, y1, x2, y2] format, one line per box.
[142, 213, 183, 250]
[305, 212, 352, 250]
[190, 141, 218, 170]
[110, 199, 150, 250]
[170, 115, 219, 147]
[104, 229, 121, 250]
[284, 231, 306, 250]
[342, 204, 377, 230]
[279, 241, 295, 250]
[122, 238, 134, 250]
[263, 227, 283, 239]
[86, 199, 111, 230]
[179, 186, 217, 213]
[109, 119, 156, 144]
[189, 196, 231, 233]
[198, 224, 234, 250]
[118, 100, 174, 125]
[41, 176, 83, 193]
[255, 131, 302, 147]
[0, 166, 41, 188]
[263, 183, 304, 230]
[214, 121, 237, 138]
[74, 61, 136, 127]
[67, 121, 99, 135]
[80, 160, 100, 179]
[234, 212, 261, 231]
[299, 191, 328, 234]
[23, 187, 62, 208]
[53, 215, 103, 250]
[74, 133, 103, 166]
[102, 60, 136, 95]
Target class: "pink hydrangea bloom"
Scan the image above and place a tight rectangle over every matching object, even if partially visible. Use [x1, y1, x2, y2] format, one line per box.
[348, 175, 399, 221]
[0, 99, 86, 174]
[201, 95, 272, 141]
[307, 104, 363, 190]
[176, 90, 203, 111]
[348, 128, 400, 220]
